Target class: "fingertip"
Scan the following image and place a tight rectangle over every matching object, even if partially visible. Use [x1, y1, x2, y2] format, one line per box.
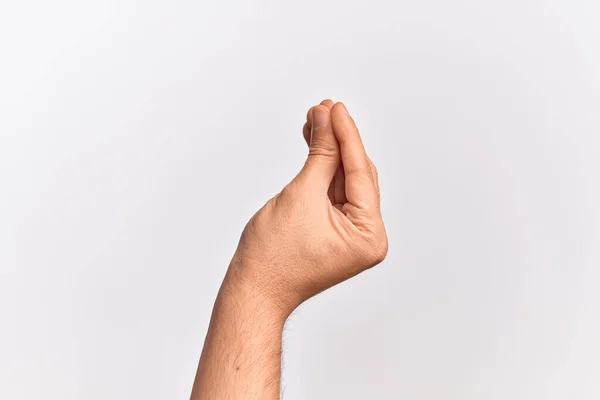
[332, 101, 350, 116]
[311, 105, 330, 129]
[307, 100, 334, 123]
[331, 102, 355, 143]
[320, 99, 334, 109]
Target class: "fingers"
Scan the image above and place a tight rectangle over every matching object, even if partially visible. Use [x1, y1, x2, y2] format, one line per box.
[295, 105, 339, 190]
[330, 102, 379, 208]
[303, 99, 334, 146]
[306, 99, 334, 123]
[303, 100, 345, 204]
[297, 99, 380, 207]
[319, 98, 334, 109]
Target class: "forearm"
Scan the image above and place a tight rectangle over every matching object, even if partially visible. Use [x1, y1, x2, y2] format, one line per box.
[190, 266, 288, 400]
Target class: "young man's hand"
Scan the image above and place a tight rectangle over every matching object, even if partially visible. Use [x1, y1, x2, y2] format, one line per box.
[191, 100, 388, 400]
[227, 99, 388, 316]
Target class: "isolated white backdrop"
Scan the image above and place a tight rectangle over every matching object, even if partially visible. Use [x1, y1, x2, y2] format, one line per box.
[1, 1, 599, 399]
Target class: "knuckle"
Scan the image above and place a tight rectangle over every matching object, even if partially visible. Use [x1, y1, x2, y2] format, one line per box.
[309, 144, 338, 159]
[366, 230, 388, 266]
[345, 165, 372, 180]
[374, 236, 389, 264]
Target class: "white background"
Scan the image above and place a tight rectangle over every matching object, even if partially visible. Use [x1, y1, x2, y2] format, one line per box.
[1, 1, 599, 399]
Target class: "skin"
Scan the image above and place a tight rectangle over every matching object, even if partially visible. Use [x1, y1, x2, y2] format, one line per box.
[190, 100, 388, 400]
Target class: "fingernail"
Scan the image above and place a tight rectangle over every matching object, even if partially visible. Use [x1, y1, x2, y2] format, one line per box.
[312, 107, 328, 129]
[340, 103, 350, 116]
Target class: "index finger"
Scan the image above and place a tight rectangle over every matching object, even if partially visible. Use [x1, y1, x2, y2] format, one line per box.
[331, 102, 378, 208]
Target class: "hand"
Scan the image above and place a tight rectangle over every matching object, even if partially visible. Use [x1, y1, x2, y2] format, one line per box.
[226, 100, 388, 315]
[192, 100, 388, 399]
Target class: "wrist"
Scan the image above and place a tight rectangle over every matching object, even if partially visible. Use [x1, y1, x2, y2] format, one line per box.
[221, 260, 294, 323]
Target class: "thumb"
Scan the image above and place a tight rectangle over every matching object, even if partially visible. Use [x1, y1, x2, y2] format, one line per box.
[296, 105, 340, 191]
